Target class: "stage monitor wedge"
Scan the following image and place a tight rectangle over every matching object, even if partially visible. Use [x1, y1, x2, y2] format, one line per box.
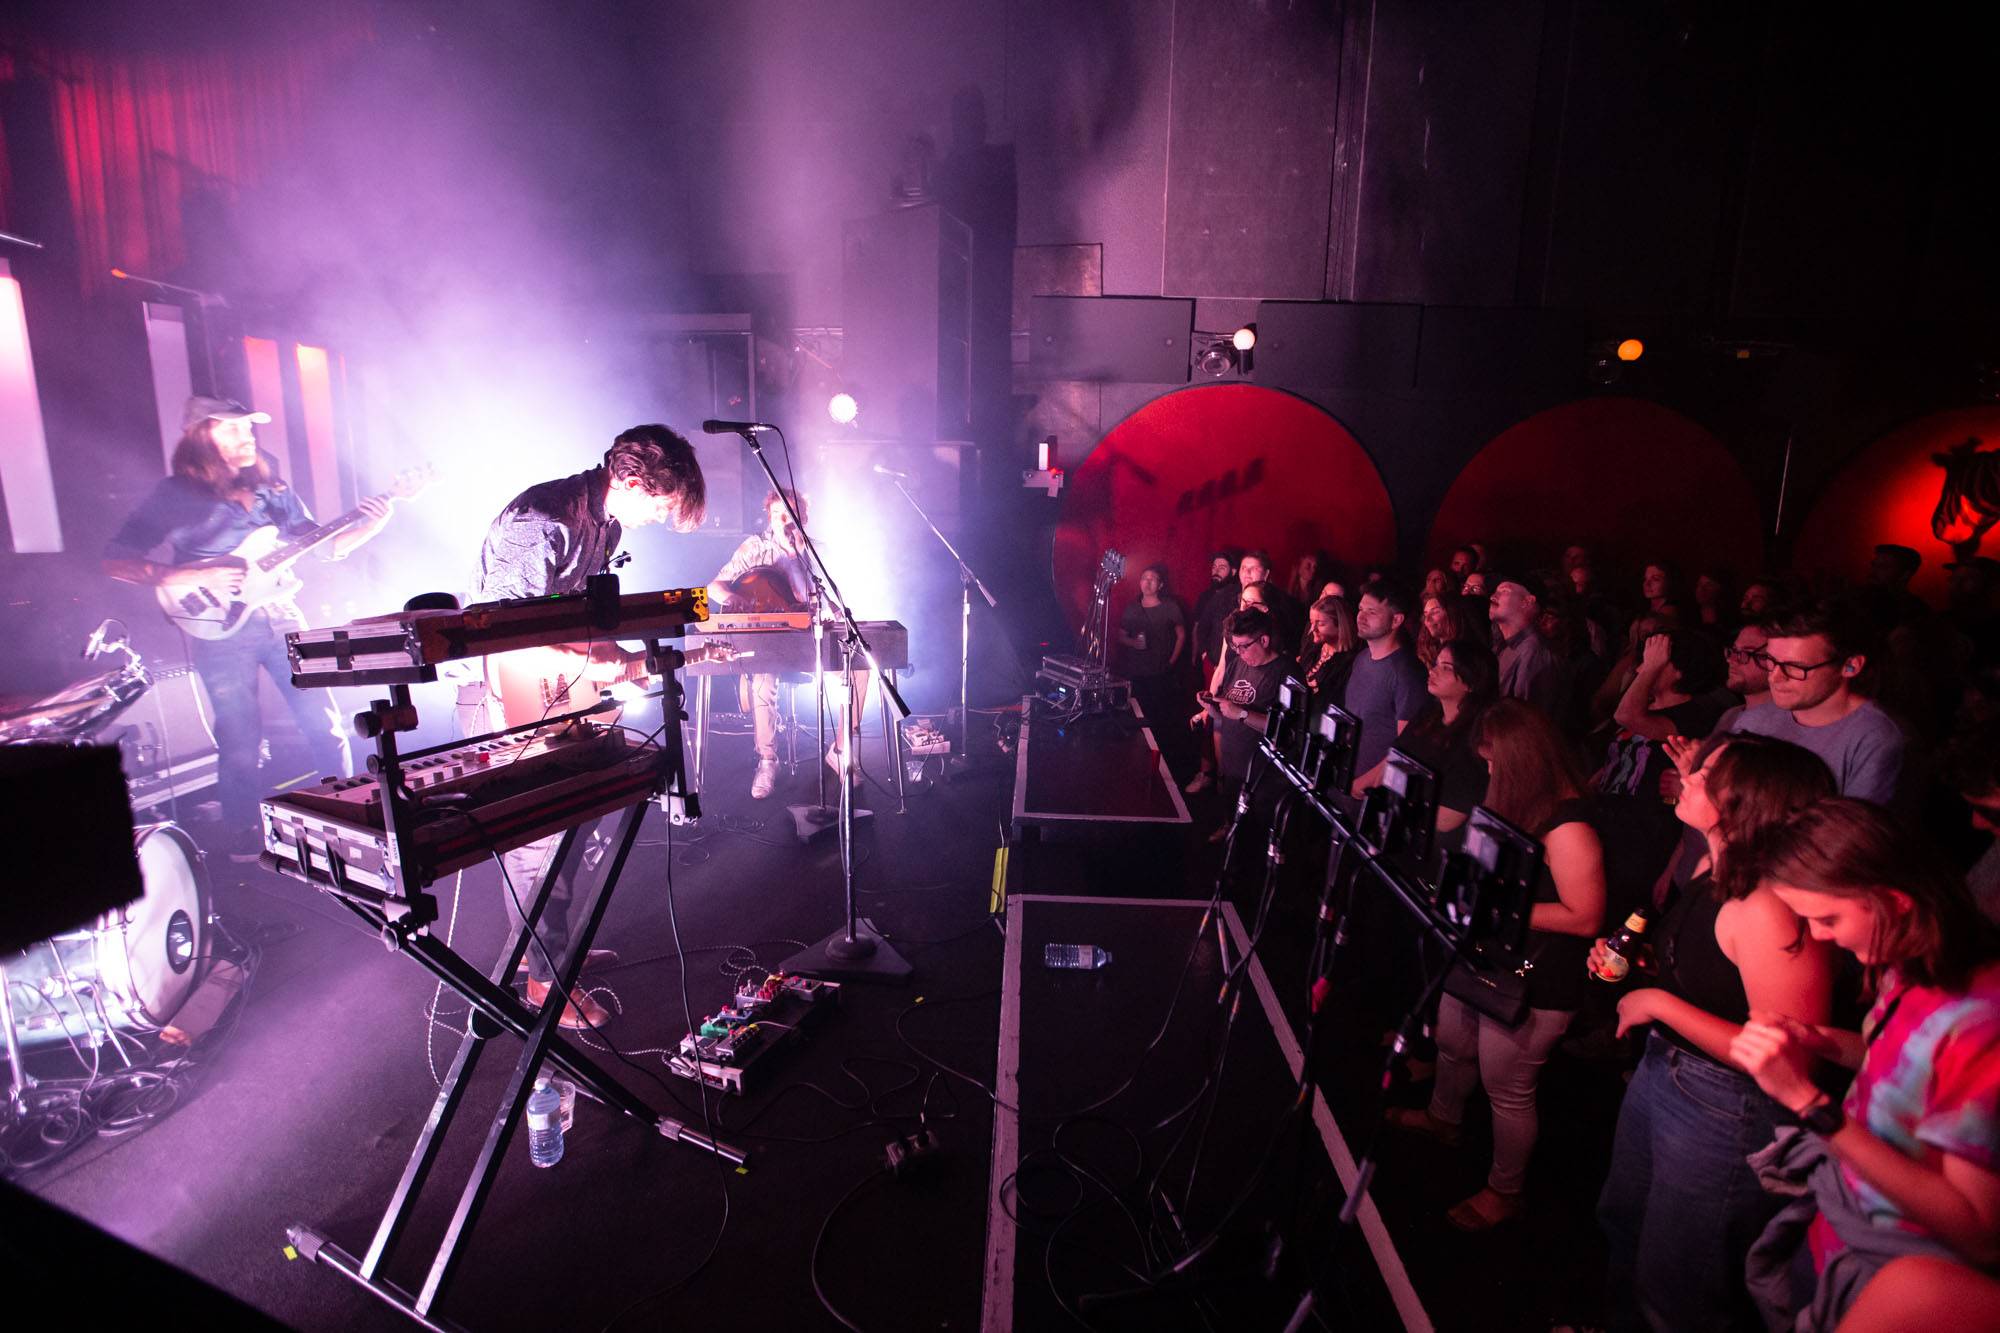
[1029, 296, 1194, 385]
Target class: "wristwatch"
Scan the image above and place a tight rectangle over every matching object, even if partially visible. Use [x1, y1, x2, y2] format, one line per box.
[1797, 1095, 1846, 1136]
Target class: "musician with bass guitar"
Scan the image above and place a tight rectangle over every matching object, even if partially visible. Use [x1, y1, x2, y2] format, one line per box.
[103, 397, 398, 861]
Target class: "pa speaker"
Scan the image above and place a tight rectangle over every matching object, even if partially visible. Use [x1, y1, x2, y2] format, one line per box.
[1029, 296, 1193, 384]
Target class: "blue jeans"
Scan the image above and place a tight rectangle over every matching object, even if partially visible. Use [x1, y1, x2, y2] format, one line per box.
[191, 611, 348, 833]
[1598, 1032, 1785, 1332]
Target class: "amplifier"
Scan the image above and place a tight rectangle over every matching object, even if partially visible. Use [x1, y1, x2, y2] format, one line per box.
[107, 662, 219, 813]
[1035, 655, 1130, 715]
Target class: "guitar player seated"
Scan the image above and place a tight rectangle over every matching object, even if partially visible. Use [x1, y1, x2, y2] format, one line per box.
[103, 396, 392, 861]
[705, 488, 864, 799]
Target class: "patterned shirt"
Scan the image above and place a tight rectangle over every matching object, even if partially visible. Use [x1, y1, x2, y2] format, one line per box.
[1842, 963, 2000, 1236]
[471, 466, 620, 600]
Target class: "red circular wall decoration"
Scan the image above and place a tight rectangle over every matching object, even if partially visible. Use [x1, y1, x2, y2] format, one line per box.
[1052, 383, 1396, 628]
[1426, 397, 1763, 581]
[1791, 407, 2000, 604]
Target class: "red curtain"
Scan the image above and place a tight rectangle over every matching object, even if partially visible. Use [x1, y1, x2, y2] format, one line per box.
[0, 13, 374, 289]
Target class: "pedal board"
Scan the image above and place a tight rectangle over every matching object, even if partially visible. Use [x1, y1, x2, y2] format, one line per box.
[667, 973, 840, 1095]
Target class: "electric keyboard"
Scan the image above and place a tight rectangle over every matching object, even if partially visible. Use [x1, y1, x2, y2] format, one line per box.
[684, 620, 909, 675]
[259, 723, 666, 891]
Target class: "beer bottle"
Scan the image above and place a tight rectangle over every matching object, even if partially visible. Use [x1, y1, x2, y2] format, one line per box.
[1591, 909, 1651, 983]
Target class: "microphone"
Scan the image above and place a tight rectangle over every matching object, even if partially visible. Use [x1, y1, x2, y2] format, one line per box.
[81, 619, 116, 659]
[701, 419, 777, 435]
[871, 463, 913, 480]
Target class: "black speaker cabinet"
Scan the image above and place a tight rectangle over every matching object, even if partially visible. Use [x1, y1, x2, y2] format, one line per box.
[0, 744, 142, 951]
[1028, 296, 1194, 384]
[842, 205, 973, 444]
[107, 661, 219, 814]
[1254, 300, 1422, 391]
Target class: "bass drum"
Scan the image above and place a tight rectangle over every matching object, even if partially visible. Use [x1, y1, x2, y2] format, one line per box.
[6, 824, 210, 1048]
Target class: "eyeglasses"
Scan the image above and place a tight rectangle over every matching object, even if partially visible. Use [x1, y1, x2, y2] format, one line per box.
[1758, 652, 1841, 681]
[1723, 646, 1764, 665]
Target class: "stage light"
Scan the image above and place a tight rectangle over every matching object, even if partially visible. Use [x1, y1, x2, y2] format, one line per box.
[1198, 343, 1236, 378]
[1232, 325, 1257, 353]
[828, 391, 858, 425]
[1616, 338, 1644, 363]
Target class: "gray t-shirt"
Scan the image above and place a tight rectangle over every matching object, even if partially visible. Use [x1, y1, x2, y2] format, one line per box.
[1497, 626, 1561, 716]
[1341, 643, 1430, 778]
[1727, 698, 1907, 805]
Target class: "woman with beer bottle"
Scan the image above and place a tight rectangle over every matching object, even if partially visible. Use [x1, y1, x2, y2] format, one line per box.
[1594, 733, 1836, 1331]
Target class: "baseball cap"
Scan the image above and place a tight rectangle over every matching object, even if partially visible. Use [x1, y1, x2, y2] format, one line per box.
[182, 396, 272, 431]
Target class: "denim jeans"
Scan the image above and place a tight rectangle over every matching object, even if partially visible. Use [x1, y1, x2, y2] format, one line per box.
[191, 611, 348, 833]
[1430, 994, 1574, 1195]
[1598, 1031, 1785, 1332]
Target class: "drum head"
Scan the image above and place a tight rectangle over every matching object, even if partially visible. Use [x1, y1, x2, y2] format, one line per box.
[98, 825, 209, 1026]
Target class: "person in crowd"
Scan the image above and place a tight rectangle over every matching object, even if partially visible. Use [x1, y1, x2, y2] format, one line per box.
[1298, 594, 1359, 712]
[1191, 549, 1240, 680]
[1711, 620, 1774, 732]
[1831, 1255, 2000, 1333]
[1190, 607, 1296, 842]
[1119, 562, 1188, 736]
[1240, 548, 1303, 651]
[1450, 544, 1481, 584]
[1562, 544, 1594, 578]
[1289, 549, 1332, 609]
[1729, 599, 1907, 805]
[1642, 560, 1684, 617]
[1596, 735, 1838, 1332]
[1538, 593, 1609, 739]
[1417, 591, 1486, 669]
[1423, 567, 1454, 602]
[1590, 610, 1671, 730]
[1235, 578, 1293, 654]
[1460, 570, 1489, 599]
[1489, 572, 1562, 714]
[1694, 568, 1737, 631]
[1354, 635, 1498, 828]
[1317, 578, 1348, 603]
[1728, 799, 2000, 1329]
[1569, 559, 1600, 599]
[1342, 579, 1431, 790]
[1867, 543, 1930, 628]
[1939, 721, 2000, 922]
[1944, 555, 2000, 665]
[1387, 699, 1606, 1230]
[1592, 629, 1733, 918]
[1184, 582, 1278, 794]
[1739, 576, 1784, 622]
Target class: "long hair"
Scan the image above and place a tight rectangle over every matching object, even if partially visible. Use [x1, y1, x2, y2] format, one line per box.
[1417, 592, 1487, 667]
[170, 419, 270, 495]
[1694, 734, 1835, 900]
[1745, 797, 2000, 993]
[1474, 698, 1587, 835]
[1305, 595, 1356, 653]
[1408, 635, 1499, 748]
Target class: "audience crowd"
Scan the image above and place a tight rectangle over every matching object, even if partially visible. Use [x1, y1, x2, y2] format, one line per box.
[1117, 538, 2000, 1330]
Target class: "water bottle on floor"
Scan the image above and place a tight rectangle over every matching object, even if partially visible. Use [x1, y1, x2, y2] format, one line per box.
[527, 1077, 564, 1167]
[1044, 943, 1112, 970]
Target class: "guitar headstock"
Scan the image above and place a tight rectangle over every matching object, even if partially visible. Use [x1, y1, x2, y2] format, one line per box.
[387, 463, 439, 501]
[1100, 549, 1126, 582]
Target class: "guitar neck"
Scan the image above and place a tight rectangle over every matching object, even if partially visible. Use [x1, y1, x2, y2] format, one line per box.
[258, 496, 386, 572]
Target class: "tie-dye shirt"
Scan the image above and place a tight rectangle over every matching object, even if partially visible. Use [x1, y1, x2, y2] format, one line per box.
[1841, 962, 2000, 1235]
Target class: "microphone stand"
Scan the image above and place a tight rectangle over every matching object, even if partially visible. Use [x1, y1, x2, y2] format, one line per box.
[730, 430, 912, 984]
[883, 475, 996, 772]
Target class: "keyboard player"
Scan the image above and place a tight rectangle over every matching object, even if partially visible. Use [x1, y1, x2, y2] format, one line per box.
[705, 488, 863, 798]
[459, 426, 707, 1029]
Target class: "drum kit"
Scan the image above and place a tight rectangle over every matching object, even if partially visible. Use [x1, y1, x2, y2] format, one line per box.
[0, 623, 212, 1100]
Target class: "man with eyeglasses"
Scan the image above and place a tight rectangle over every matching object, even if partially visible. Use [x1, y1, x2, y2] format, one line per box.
[1707, 622, 1774, 736]
[1726, 599, 1907, 805]
[1191, 607, 1296, 842]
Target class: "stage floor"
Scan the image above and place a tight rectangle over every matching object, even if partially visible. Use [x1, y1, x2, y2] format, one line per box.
[9, 722, 1623, 1331]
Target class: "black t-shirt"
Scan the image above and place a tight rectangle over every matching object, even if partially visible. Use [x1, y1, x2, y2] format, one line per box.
[1193, 580, 1239, 662]
[1120, 597, 1185, 679]
[1393, 705, 1488, 815]
[1215, 652, 1294, 781]
[1524, 797, 1598, 1012]
[1655, 871, 1748, 1060]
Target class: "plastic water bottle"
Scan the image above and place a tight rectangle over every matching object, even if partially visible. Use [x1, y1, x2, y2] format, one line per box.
[1044, 943, 1112, 970]
[526, 1077, 564, 1167]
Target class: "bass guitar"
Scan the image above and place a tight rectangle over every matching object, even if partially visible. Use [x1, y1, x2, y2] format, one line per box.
[155, 464, 435, 640]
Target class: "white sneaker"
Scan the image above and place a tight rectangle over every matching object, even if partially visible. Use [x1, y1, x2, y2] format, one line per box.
[750, 758, 780, 799]
[1183, 771, 1215, 794]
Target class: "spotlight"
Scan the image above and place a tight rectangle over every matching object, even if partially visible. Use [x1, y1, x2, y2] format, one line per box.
[1232, 325, 1257, 353]
[828, 391, 859, 425]
[1198, 343, 1237, 378]
[1616, 338, 1644, 363]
